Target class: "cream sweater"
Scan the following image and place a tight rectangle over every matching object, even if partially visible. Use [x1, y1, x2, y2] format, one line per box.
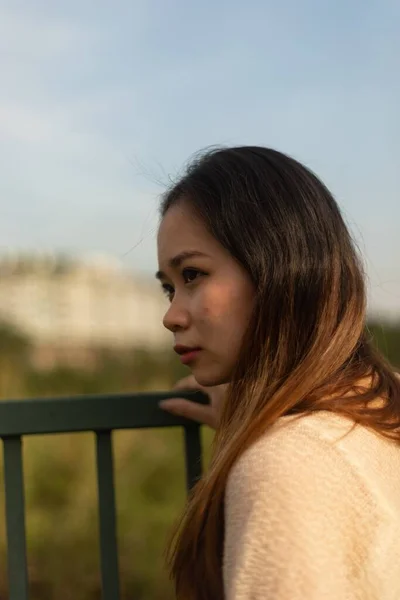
[224, 411, 400, 599]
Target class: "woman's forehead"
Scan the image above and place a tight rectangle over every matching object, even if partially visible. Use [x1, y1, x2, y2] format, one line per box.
[158, 203, 212, 251]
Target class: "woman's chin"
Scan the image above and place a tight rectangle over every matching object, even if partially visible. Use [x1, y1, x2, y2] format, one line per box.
[193, 367, 230, 388]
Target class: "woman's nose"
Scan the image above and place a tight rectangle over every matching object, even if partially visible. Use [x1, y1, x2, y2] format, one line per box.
[163, 299, 190, 332]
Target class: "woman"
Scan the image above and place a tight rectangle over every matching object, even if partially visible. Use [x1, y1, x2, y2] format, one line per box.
[156, 146, 400, 599]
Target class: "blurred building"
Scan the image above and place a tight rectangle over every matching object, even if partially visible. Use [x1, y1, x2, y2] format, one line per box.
[0, 253, 170, 369]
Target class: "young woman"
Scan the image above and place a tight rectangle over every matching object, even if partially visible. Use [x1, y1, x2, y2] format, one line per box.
[156, 146, 400, 599]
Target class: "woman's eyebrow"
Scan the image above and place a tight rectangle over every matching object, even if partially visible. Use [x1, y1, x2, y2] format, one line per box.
[155, 250, 209, 280]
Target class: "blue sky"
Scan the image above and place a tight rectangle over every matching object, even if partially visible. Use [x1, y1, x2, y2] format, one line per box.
[0, 0, 399, 316]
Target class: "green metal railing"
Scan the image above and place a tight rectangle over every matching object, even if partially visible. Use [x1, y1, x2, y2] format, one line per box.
[0, 390, 208, 600]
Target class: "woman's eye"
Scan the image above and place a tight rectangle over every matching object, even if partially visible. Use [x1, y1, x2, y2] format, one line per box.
[182, 268, 202, 284]
[162, 284, 174, 300]
[160, 269, 204, 301]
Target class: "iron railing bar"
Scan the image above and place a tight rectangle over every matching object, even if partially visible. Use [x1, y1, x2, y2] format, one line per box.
[183, 424, 203, 492]
[95, 431, 120, 600]
[0, 391, 208, 599]
[0, 391, 209, 437]
[2, 436, 29, 600]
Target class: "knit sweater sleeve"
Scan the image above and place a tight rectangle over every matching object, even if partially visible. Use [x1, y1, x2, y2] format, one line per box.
[223, 423, 377, 599]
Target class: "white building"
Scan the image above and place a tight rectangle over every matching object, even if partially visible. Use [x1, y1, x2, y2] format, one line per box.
[0, 253, 170, 351]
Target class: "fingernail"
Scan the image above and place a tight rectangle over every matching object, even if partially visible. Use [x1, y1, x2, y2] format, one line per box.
[159, 400, 172, 410]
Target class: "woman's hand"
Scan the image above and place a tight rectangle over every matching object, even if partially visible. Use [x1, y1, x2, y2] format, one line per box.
[159, 375, 227, 429]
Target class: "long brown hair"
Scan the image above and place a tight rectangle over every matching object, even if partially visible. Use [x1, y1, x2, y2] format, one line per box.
[159, 146, 400, 599]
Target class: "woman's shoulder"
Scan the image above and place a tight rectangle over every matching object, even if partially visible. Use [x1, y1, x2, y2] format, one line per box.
[226, 410, 400, 516]
[227, 412, 355, 492]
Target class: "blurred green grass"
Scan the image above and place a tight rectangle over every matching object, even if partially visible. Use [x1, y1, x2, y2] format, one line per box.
[0, 426, 214, 600]
[0, 319, 398, 599]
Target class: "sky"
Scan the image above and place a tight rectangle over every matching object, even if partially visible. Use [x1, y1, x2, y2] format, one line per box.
[0, 0, 399, 318]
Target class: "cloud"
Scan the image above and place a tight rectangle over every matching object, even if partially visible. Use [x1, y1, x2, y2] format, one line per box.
[0, 6, 96, 60]
[0, 103, 57, 144]
[0, 4, 159, 272]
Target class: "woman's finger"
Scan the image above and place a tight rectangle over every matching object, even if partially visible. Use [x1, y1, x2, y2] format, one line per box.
[159, 398, 216, 428]
[173, 376, 201, 391]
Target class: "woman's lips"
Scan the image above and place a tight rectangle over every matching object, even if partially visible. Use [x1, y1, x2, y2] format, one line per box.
[179, 349, 201, 364]
[174, 345, 202, 365]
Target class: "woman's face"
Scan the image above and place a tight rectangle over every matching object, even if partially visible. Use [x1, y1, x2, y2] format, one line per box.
[157, 201, 255, 386]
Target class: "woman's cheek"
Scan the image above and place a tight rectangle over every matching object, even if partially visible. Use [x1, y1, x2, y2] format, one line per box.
[196, 287, 227, 321]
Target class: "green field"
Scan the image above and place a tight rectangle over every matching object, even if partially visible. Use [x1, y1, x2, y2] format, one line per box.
[0, 320, 399, 599]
